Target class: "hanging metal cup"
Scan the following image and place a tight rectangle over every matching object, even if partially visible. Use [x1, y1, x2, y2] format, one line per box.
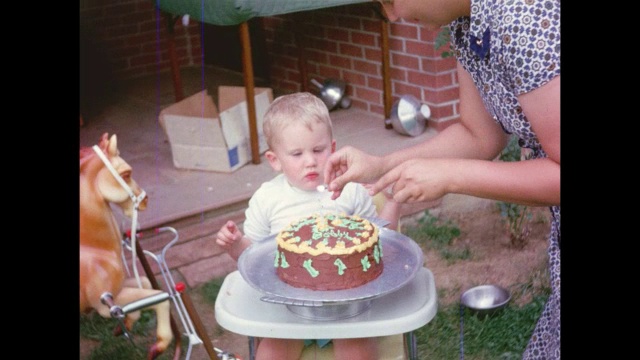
[310, 78, 351, 111]
[388, 95, 431, 137]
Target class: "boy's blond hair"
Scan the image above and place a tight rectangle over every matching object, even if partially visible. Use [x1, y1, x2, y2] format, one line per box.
[263, 92, 333, 150]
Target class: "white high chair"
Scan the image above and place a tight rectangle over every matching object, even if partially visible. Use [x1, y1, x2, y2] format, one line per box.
[214, 194, 437, 360]
[216, 267, 436, 360]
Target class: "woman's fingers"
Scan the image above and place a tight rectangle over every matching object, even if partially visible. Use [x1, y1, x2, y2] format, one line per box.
[373, 165, 403, 198]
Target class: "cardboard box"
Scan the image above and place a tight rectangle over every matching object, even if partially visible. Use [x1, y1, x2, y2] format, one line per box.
[159, 86, 273, 172]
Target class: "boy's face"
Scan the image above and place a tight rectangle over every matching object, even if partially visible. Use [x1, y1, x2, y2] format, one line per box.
[265, 121, 336, 192]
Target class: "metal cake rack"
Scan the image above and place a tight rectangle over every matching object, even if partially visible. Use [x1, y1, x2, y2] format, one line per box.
[238, 227, 424, 320]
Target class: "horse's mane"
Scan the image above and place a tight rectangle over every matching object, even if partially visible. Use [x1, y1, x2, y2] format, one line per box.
[80, 146, 94, 160]
[80, 133, 109, 169]
[80, 146, 97, 170]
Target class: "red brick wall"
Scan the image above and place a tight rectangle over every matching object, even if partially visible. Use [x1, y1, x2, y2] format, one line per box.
[80, 0, 202, 80]
[261, 4, 459, 129]
[79, 1, 459, 128]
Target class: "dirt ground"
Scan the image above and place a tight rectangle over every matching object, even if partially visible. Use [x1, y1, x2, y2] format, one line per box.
[411, 197, 551, 307]
[80, 195, 552, 360]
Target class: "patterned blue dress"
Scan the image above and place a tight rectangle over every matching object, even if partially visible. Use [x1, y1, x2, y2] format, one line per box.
[450, 0, 560, 358]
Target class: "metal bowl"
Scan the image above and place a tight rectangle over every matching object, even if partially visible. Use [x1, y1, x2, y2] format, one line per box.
[460, 285, 511, 317]
[311, 78, 347, 111]
[389, 95, 431, 137]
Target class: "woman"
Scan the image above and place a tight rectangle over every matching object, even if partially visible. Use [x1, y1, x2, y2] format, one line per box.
[325, 0, 560, 358]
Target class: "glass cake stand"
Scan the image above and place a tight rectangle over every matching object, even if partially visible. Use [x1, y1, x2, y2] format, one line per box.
[237, 227, 424, 320]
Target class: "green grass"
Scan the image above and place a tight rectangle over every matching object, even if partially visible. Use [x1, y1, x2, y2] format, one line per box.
[79, 278, 228, 360]
[404, 210, 470, 263]
[414, 258, 551, 360]
[200, 277, 227, 338]
[79, 310, 187, 360]
[439, 246, 472, 263]
[415, 294, 548, 359]
[401, 209, 550, 359]
[200, 277, 225, 306]
[406, 211, 461, 247]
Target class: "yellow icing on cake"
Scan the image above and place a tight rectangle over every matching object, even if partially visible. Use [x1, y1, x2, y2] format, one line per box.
[276, 213, 379, 256]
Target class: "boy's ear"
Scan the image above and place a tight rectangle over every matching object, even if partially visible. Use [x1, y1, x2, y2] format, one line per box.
[331, 139, 336, 153]
[265, 150, 281, 171]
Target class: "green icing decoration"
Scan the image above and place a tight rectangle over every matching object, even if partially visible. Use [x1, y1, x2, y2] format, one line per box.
[373, 244, 380, 264]
[287, 217, 316, 232]
[303, 259, 319, 277]
[361, 256, 371, 272]
[334, 258, 347, 275]
[280, 252, 289, 268]
[274, 251, 280, 267]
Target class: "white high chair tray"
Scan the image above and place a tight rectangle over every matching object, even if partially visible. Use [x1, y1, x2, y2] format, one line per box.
[237, 228, 424, 304]
[214, 267, 437, 339]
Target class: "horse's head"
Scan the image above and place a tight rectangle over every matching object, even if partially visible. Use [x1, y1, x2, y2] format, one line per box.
[92, 133, 148, 217]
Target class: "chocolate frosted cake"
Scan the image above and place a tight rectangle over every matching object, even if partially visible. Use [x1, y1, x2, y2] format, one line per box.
[274, 213, 383, 291]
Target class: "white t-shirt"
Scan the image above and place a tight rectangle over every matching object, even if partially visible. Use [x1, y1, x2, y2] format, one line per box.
[243, 173, 378, 243]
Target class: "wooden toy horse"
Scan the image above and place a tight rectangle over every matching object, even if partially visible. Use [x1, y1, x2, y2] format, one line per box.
[80, 133, 173, 359]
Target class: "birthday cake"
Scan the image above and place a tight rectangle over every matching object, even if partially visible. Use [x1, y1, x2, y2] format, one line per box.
[274, 213, 383, 291]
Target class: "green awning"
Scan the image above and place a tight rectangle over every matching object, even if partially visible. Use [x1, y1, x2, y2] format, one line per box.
[154, 0, 370, 26]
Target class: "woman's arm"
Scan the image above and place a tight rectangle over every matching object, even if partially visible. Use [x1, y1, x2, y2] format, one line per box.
[326, 62, 507, 196]
[377, 70, 560, 207]
[450, 76, 560, 206]
[384, 63, 509, 165]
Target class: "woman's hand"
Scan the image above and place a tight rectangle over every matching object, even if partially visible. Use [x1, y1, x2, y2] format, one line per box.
[374, 158, 452, 203]
[324, 146, 384, 199]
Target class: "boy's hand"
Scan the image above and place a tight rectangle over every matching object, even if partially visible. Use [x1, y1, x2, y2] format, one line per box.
[216, 220, 243, 248]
